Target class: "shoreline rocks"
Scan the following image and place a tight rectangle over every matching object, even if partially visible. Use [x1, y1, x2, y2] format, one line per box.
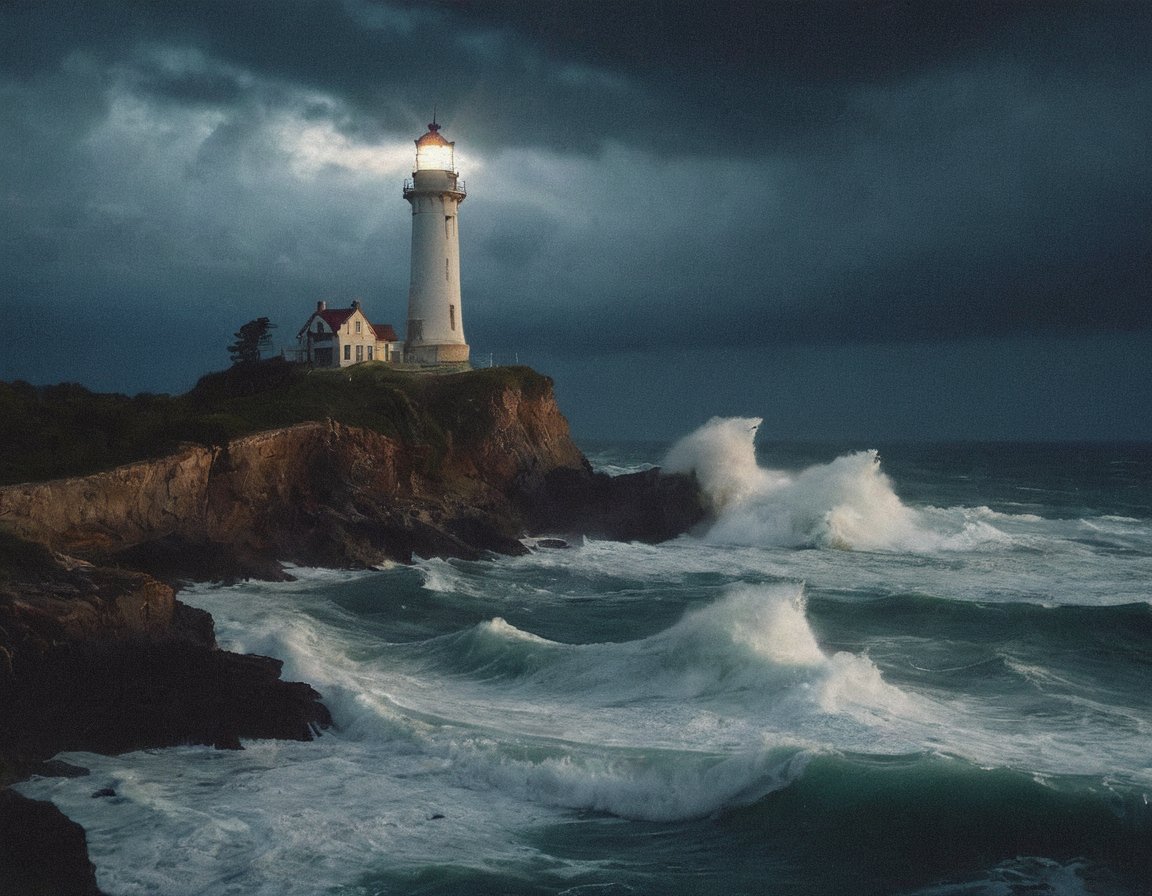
[0, 533, 331, 892]
[0, 366, 703, 892]
[0, 534, 332, 765]
[0, 789, 103, 896]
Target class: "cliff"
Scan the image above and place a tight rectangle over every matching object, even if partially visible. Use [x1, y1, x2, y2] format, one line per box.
[0, 365, 602, 579]
[0, 365, 702, 579]
[0, 364, 703, 761]
[0, 363, 703, 890]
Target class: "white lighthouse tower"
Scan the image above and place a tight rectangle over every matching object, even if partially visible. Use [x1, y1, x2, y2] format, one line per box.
[402, 120, 469, 365]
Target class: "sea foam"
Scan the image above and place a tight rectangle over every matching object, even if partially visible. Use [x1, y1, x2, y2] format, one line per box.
[664, 416, 1007, 552]
[423, 583, 922, 820]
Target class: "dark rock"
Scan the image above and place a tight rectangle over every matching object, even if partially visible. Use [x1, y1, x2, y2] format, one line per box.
[525, 466, 707, 544]
[0, 638, 331, 760]
[90, 788, 116, 799]
[0, 534, 331, 763]
[213, 731, 244, 751]
[0, 368, 706, 892]
[0, 789, 103, 896]
[114, 536, 292, 586]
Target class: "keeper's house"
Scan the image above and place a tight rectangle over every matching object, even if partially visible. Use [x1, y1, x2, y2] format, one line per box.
[297, 300, 401, 367]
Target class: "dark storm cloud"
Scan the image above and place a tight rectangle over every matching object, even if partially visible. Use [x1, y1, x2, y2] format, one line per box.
[0, 0, 1150, 403]
[132, 64, 245, 108]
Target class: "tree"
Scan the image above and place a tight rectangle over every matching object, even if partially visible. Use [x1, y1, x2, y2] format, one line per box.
[227, 318, 276, 366]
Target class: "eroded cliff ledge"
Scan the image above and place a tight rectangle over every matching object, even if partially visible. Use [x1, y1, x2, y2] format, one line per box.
[0, 533, 331, 765]
[0, 364, 702, 579]
[0, 363, 703, 759]
[0, 533, 331, 896]
[0, 363, 703, 891]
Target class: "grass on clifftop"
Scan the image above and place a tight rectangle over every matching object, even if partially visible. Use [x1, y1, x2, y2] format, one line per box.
[0, 360, 553, 486]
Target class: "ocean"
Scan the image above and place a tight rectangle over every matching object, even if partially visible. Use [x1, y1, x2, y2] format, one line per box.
[17, 419, 1152, 895]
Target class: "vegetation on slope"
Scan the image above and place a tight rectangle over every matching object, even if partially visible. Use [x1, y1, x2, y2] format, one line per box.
[0, 360, 553, 486]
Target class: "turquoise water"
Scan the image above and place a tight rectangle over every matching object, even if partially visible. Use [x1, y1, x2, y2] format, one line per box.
[19, 423, 1152, 894]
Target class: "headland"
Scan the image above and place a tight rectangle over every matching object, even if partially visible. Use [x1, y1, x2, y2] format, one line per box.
[0, 361, 703, 892]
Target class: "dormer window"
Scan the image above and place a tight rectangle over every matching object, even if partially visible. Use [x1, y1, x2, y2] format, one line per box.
[355, 320, 362, 334]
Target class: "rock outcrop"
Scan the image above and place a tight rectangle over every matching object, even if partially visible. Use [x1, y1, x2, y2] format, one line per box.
[526, 466, 706, 544]
[0, 367, 700, 765]
[0, 369, 608, 579]
[0, 364, 704, 892]
[0, 789, 103, 896]
[0, 532, 330, 893]
[0, 368, 701, 580]
[0, 533, 331, 763]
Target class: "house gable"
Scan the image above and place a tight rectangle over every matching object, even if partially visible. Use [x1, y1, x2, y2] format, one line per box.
[297, 301, 399, 367]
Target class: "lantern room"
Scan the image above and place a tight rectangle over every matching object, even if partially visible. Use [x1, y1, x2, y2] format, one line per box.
[414, 121, 455, 172]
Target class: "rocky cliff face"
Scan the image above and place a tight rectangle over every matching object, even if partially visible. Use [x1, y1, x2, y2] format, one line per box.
[0, 368, 702, 757]
[0, 369, 700, 768]
[0, 531, 332, 891]
[0, 372, 595, 578]
[0, 366, 703, 892]
[0, 533, 331, 764]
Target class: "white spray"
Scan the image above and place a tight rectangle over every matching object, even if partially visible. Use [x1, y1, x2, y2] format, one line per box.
[663, 417, 936, 551]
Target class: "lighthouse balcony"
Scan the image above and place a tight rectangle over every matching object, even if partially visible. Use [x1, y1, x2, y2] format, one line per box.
[403, 176, 466, 200]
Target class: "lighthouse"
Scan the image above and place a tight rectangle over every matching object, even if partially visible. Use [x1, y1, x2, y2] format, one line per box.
[402, 120, 469, 365]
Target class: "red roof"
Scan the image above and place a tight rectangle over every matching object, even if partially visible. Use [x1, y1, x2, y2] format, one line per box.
[297, 308, 401, 345]
[297, 307, 355, 338]
[297, 304, 398, 344]
[372, 323, 399, 342]
[317, 309, 355, 330]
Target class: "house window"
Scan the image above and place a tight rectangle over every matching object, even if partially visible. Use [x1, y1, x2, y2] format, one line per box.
[355, 320, 361, 334]
[356, 344, 363, 362]
[367, 345, 374, 361]
[344, 344, 351, 361]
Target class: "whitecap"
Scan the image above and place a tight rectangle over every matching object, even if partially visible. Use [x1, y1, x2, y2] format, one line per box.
[663, 417, 1017, 553]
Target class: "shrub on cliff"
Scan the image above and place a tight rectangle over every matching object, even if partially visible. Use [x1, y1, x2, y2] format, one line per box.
[227, 317, 276, 366]
[0, 381, 181, 484]
[0, 362, 556, 486]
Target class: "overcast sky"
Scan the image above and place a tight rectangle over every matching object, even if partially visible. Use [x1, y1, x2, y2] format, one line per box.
[2, 1, 1150, 440]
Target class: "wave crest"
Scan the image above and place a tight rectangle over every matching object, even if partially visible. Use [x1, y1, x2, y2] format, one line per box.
[664, 417, 1001, 552]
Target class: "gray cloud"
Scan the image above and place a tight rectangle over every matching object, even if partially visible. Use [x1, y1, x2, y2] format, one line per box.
[0, 0, 1149, 439]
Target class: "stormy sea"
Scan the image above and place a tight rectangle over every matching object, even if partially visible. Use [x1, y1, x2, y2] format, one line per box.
[18, 418, 1152, 895]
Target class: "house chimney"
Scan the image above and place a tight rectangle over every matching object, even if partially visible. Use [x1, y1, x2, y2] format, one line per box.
[352, 300, 361, 311]
[317, 300, 326, 311]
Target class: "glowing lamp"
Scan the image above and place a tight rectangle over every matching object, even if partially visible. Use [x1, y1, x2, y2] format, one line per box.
[414, 121, 454, 171]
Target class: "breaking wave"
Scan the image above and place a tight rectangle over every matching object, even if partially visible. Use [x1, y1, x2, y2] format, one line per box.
[427, 582, 912, 717]
[663, 417, 1010, 552]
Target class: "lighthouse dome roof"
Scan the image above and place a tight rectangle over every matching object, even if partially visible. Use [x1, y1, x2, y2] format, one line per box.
[415, 122, 451, 147]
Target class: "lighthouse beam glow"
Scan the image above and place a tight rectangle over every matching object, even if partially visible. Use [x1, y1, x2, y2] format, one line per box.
[402, 121, 469, 365]
[415, 140, 454, 172]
